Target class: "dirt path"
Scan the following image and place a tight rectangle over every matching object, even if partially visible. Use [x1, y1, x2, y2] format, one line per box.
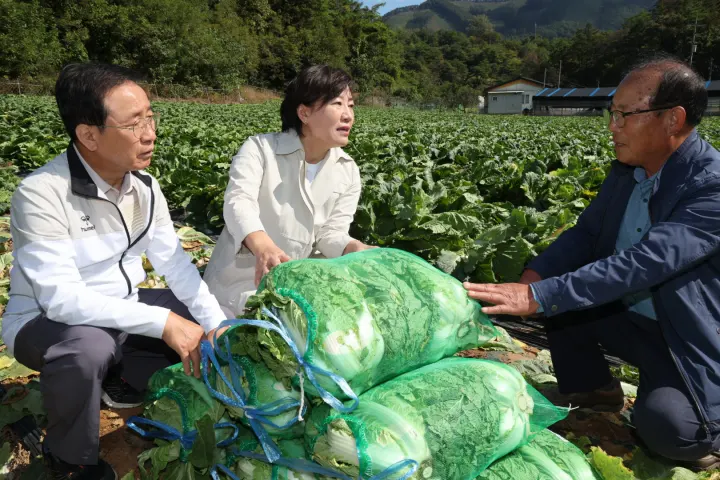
[1, 377, 147, 478]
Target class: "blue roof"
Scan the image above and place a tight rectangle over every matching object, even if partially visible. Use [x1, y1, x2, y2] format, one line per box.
[571, 88, 599, 97]
[534, 86, 615, 98]
[535, 81, 720, 98]
[594, 87, 616, 97]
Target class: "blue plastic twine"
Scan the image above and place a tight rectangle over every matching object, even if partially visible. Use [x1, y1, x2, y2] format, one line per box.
[211, 307, 360, 413]
[210, 449, 418, 480]
[126, 417, 239, 451]
[200, 339, 285, 463]
[202, 308, 417, 480]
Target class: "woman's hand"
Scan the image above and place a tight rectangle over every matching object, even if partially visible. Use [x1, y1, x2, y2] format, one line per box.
[254, 245, 290, 286]
[243, 231, 291, 286]
[342, 239, 377, 255]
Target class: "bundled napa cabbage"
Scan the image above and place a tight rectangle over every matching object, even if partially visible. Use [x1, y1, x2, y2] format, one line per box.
[477, 429, 601, 480]
[305, 357, 568, 480]
[144, 363, 227, 432]
[133, 363, 233, 470]
[222, 248, 498, 401]
[224, 427, 335, 480]
[214, 359, 307, 439]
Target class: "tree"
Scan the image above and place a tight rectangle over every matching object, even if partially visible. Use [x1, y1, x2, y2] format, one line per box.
[0, 0, 63, 78]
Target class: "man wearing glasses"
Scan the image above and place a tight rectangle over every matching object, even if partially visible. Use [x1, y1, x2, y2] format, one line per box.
[3, 63, 227, 479]
[465, 56, 720, 470]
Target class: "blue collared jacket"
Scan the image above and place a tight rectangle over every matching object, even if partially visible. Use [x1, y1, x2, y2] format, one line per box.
[528, 130, 720, 434]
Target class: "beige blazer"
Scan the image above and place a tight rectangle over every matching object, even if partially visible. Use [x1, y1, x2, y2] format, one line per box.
[203, 130, 362, 316]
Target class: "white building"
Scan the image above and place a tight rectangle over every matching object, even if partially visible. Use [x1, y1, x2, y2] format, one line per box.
[485, 77, 546, 114]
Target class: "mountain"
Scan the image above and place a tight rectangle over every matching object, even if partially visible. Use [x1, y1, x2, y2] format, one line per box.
[383, 0, 657, 37]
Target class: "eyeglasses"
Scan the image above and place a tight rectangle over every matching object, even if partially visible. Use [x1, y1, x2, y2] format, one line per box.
[603, 106, 676, 128]
[100, 113, 160, 138]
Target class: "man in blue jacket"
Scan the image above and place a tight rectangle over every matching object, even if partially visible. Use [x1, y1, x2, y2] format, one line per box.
[465, 57, 720, 470]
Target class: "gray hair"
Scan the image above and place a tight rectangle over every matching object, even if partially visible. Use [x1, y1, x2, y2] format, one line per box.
[625, 54, 708, 126]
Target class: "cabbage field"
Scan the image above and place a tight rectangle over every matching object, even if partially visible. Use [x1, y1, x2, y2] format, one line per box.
[5, 95, 718, 287]
[1, 95, 720, 478]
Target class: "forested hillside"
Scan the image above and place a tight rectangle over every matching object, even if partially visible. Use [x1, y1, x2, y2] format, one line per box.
[1, 0, 718, 106]
[384, 0, 656, 37]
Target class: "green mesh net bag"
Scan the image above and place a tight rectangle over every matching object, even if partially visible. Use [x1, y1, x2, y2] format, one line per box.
[215, 248, 498, 408]
[211, 424, 349, 480]
[214, 359, 307, 439]
[128, 363, 235, 463]
[476, 429, 601, 480]
[144, 363, 227, 432]
[128, 363, 339, 479]
[305, 357, 568, 480]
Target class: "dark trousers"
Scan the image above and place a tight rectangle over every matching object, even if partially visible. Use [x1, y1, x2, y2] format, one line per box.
[546, 307, 720, 461]
[13, 289, 192, 465]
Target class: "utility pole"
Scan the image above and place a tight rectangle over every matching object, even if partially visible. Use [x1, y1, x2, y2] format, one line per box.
[534, 23, 537, 42]
[543, 68, 547, 88]
[558, 61, 562, 88]
[689, 14, 702, 67]
[710, 58, 714, 81]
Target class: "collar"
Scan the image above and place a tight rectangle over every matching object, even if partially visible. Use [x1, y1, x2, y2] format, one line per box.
[73, 144, 133, 198]
[670, 129, 700, 164]
[633, 166, 662, 184]
[633, 166, 663, 195]
[275, 129, 352, 163]
[632, 167, 646, 183]
[276, 130, 304, 155]
[67, 142, 151, 198]
[647, 131, 700, 195]
[631, 131, 699, 191]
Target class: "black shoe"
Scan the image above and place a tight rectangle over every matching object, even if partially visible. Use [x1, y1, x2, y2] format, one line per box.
[43, 445, 117, 480]
[537, 378, 625, 413]
[630, 432, 720, 472]
[676, 452, 720, 472]
[101, 373, 144, 409]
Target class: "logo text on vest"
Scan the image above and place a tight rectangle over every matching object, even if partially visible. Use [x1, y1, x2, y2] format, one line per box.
[81, 215, 96, 232]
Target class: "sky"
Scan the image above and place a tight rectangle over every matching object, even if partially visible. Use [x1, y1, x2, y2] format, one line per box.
[360, 0, 424, 15]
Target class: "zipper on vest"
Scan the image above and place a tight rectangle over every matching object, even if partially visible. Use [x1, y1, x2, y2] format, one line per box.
[109, 202, 133, 296]
[73, 191, 155, 298]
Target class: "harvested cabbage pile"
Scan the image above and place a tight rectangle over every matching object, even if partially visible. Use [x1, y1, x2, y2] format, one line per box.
[222, 248, 498, 402]
[128, 249, 575, 480]
[477, 429, 601, 480]
[222, 429, 330, 480]
[215, 361, 307, 439]
[143, 363, 226, 431]
[129, 363, 235, 469]
[305, 357, 568, 480]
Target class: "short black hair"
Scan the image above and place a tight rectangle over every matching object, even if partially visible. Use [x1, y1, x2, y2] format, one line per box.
[55, 63, 144, 141]
[626, 54, 708, 127]
[280, 65, 354, 134]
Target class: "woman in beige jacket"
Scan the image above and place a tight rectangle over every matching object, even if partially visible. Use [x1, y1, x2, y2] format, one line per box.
[203, 65, 374, 317]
